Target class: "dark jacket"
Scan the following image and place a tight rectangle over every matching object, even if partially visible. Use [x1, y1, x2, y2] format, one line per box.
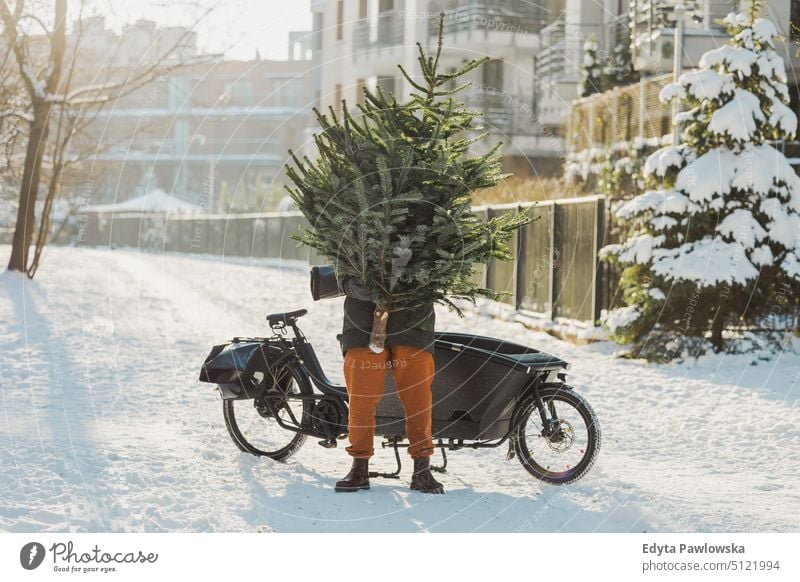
[340, 276, 435, 357]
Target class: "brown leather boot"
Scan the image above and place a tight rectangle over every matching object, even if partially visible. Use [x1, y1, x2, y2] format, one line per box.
[410, 456, 445, 494]
[335, 457, 370, 492]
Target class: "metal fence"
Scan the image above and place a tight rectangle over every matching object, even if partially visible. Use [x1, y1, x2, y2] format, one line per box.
[75, 195, 606, 326]
[476, 195, 605, 324]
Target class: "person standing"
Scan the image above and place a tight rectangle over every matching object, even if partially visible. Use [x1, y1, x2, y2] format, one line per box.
[334, 275, 444, 494]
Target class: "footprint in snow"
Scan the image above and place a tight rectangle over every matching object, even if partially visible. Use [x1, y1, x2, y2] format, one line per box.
[754, 483, 784, 491]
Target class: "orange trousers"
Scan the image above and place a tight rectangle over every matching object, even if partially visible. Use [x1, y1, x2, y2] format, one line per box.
[342, 345, 435, 459]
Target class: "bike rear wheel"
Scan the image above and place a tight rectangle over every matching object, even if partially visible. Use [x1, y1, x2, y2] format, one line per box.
[223, 363, 311, 461]
[514, 385, 601, 485]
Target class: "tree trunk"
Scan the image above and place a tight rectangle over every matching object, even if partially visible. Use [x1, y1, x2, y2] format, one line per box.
[710, 308, 725, 353]
[368, 304, 389, 353]
[7, 110, 49, 273]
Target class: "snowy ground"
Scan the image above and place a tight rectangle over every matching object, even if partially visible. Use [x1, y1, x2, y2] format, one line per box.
[0, 245, 798, 533]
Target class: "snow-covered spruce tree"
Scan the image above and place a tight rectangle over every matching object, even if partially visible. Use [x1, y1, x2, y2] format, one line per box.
[607, 35, 638, 87]
[580, 34, 605, 97]
[287, 15, 534, 352]
[601, 7, 800, 358]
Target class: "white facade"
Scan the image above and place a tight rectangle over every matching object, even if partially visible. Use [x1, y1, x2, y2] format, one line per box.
[312, 0, 567, 176]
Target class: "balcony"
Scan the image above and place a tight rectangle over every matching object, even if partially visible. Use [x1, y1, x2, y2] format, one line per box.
[462, 89, 542, 138]
[629, 0, 737, 69]
[353, 12, 404, 58]
[427, 0, 557, 38]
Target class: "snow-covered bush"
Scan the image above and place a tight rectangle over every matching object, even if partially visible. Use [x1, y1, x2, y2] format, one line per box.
[601, 9, 800, 359]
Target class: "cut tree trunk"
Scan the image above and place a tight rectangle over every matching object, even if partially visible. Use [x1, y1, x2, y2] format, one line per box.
[369, 304, 389, 353]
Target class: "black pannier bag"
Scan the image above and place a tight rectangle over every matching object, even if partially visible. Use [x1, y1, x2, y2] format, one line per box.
[198, 340, 276, 400]
[310, 265, 346, 301]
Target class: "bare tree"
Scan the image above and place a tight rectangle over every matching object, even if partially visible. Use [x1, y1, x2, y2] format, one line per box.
[0, 0, 217, 276]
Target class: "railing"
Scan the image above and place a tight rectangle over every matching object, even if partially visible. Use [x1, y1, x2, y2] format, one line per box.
[568, 73, 673, 152]
[461, 90, 541, 136]
[427, 0, 556, 37]
[72, 195, 607, 328]
[353, 13, 405, 55]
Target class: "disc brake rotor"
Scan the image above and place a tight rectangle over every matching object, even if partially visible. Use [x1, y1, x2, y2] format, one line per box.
[544, 419, 575, 452]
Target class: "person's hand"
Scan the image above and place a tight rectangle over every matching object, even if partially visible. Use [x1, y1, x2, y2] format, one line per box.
[342, 275, 375, 302]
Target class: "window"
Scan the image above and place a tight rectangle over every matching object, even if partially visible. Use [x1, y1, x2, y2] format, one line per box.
[483, 59, 503, 92]
[224, 80, 252, 106]
[275, 78, 303, 107]
[377, 76, 395, 97]
[359, 0, 367, 19]
[313, 12, 323, 51]
[336, 0, 344, 41]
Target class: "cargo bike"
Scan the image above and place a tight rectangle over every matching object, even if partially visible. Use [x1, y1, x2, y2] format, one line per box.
[198, 269, 601, 485]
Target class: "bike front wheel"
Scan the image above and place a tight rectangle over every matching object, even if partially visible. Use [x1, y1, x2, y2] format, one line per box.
[223, 363, 311, 461]
[514, 385, 601, 485]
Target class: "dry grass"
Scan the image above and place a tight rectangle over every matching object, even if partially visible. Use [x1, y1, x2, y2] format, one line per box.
[471, 176, 584, 206]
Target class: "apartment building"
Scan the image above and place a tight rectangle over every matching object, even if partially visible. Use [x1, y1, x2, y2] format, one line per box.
[311, 0, 568, 177]
[61, 18, 317, 210]
[567, 0, 800, 153]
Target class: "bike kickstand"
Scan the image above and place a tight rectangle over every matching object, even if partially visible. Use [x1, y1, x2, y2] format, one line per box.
[369, 437, 402, 479]
[506, 437, 516, 460]
[431, 439, 447, 473]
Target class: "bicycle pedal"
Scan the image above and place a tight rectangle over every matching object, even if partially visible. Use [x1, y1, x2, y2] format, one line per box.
[318, 439, 337, 448]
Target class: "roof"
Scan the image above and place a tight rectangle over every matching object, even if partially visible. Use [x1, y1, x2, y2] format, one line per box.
[82, 188, 204, 215]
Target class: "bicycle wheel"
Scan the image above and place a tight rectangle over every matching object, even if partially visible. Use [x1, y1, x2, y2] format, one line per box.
[514, 385, 601, 485]
[223, 363, 311, 461]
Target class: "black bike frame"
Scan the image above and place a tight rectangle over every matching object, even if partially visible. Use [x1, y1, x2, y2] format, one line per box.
[261, 318, 562, 446]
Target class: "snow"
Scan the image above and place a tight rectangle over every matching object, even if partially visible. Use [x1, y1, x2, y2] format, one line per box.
[643, 145, 687, 177]
[617, 234, 665, 265]
[82, 188, 203, 215]
[782, 251, 800, 278]
[649, 216, 677, 230]
[616, 189, 689, 219]
[651, 237, 759, 286]
[749, 244, 773, 267]
[658, 82, 685, 103]
[0, 108, 34, 122]
[699, 45, 757, 79]
[675, 69, 734, 101]
[730, 144, 800, 196]
[750, 18, 779, 47]
[600, 305, 641, 334]
[1, 246, 798, 533]
[755, 50, 785, 82]
[761, 197, 800, 248]
[708, 89, 764, 141]
[675, 148, 737, 204]
[716, 208, 767, 250]
[769, 100, 797, 136]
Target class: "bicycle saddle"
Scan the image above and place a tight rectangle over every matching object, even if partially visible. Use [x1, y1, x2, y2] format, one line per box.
[266, 308, 308, 326]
